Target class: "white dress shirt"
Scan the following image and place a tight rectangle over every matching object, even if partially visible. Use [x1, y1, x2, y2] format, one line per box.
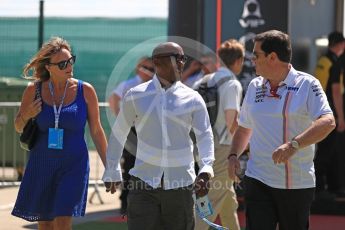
[103, 75, 215, 189]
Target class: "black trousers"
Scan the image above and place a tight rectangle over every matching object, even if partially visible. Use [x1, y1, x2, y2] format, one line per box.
[244, 176, 315, 230]
[127, 176, 195, 230]
[335, 132, 345, 191]
[314, 130, 339, 192]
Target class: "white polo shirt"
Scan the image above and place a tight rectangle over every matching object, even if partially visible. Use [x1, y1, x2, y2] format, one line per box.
[193, 67, 242, 145]
[239, 65, 333, 189]
[103, 75, 215, 189]
[212, 67, 242, 145]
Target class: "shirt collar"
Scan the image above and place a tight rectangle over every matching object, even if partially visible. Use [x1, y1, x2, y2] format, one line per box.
[213, 67, 236, 81]
[217, 66, 231, 74]
[152, 74, 181, 91]
[281, 65, 297, 87]
[263, 64, 296, 88]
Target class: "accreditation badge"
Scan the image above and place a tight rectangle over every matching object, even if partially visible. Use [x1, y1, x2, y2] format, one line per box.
[195, 195, 214, 218]
[48, 128, 64, 149]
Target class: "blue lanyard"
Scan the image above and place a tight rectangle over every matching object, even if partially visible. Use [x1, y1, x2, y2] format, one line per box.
[192, 194, 229, 230]
[48, 81, 69, 129]
[199, 216, 229, 230]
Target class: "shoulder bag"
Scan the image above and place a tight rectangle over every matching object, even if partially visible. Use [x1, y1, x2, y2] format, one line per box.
[19, 81, 41, 151]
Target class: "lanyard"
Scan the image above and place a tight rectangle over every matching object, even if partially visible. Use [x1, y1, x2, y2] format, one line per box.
[48, 80, 69, 129]
[199, 216, 228, 230]
[192, 194, 229, 230]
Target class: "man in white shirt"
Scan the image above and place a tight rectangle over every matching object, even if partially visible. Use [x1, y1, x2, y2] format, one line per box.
[228, 30, 335, 230]
[103, 42, 214, 230]
[194, 39, 243, 230]
[108, 56, 154, 214]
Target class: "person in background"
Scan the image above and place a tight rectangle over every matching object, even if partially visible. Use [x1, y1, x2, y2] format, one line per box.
[12, 37, 107, 230]
[199, 52, 219, 76]
[108, 56, 154, 115]
[182, 52, 218, 88]
[193, 39, 243, 230]
[314, 31, 345, 197]
[108, 56, 154, 214]
[103, 42, 214, 230]
[228, 30, 335, 230]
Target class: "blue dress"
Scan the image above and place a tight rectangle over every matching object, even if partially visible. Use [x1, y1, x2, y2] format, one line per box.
[12, 80, 90, 222]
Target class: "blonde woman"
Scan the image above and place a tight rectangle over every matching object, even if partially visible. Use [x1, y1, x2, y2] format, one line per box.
[12, 37, 107, 230]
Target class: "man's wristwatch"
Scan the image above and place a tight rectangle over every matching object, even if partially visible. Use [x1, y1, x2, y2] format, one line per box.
[290, 138, 300, 150]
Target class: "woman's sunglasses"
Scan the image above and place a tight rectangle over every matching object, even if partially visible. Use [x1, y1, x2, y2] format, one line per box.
[49, 55, 76, 70]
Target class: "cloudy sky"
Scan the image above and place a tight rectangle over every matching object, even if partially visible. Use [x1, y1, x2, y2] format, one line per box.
[0, 0, 168, 18]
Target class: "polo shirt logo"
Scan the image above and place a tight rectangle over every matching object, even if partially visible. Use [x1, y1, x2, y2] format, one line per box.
[255, 87, 266, 103]
[311, 84, 323, 97]
[287, 86, 299, 91]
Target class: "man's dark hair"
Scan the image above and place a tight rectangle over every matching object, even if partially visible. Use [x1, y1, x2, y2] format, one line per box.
[328, 31, 345, 48]
[254, 30, 292, 63]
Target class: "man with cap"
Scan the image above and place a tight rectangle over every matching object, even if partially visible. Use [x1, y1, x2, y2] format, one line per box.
[102, 42, 215, 230]
[314, 31, 345, 196]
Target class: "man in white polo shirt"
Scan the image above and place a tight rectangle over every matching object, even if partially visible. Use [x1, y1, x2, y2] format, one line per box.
[228, 30, 335, 230]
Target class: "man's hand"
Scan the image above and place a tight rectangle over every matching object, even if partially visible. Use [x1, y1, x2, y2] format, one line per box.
[194, 173, 210, 198]
[228, 155, 240, 181]
[187, 60, 202, 74]
[104, 181, 122, 194]
[272, 142, 297, 164]
[181, 60, 201, 82]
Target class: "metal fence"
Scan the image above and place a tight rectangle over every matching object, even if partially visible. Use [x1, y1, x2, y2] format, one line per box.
[0, 102, 25, 185]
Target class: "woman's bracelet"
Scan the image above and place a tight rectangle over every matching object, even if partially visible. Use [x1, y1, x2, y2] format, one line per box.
[227, 153, 238, 159]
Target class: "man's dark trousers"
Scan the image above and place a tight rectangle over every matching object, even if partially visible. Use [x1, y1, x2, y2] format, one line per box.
[127, 176, 195, 230]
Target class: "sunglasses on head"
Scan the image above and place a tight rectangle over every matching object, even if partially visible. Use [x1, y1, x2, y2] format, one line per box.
[141, 65, 155, 73]
[49, 55, 76, 70]
[153, 53, 188, 64]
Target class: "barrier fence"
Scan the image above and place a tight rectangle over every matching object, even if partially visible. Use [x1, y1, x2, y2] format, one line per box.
[0, 102, 25, 185]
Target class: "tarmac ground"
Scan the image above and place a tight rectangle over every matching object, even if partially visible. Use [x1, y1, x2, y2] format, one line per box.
[0, 184, 121, 230]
